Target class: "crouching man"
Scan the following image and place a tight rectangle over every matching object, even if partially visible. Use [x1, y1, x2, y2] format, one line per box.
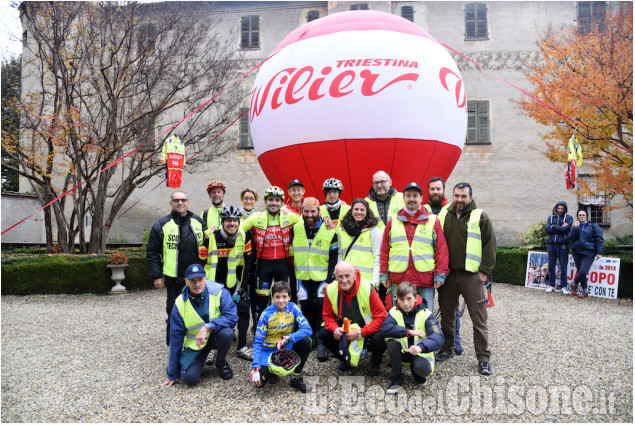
[161, 264, 238, 387]
[381, 281, 443, 393]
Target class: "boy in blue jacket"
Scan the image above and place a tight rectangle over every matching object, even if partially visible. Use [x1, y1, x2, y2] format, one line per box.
[250, 280, 313, 392]
[381, 281, 444, 394]
[161, 264, 238, 388]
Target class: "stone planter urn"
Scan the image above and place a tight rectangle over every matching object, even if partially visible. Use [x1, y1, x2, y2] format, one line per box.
[107, 264, 128, 294]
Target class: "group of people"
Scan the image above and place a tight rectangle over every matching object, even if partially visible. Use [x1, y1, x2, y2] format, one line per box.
[545, 201, 604, 298]
[146, 171, 498, 394]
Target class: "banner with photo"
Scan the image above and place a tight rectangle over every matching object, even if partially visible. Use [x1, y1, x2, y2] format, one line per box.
[525, 251, 620, 299]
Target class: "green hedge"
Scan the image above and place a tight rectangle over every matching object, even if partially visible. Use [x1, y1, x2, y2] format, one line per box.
[493, 247, 633, 299]
[1, 252, 154, 295]
[1, 248, 632, 299]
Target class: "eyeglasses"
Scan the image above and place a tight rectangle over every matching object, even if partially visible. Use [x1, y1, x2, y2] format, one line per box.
[373, 179, 389, 185]
[172, 198, 188, 203]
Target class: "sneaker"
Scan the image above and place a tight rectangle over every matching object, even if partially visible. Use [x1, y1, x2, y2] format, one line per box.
[545, 286, 554, 293]
[578, 291, 588, 299]
[386, 376, 405, 394]
[435, 350, 456, 362]
[217, 363, 234, 380]
[454, 339, 464, 355]
[317, 343, 329, 362]
[338, 361, 353, 372]
[554, 287, 563, 292]
[205, 349, 217, 366]
[236, 346, 253, 361]
[414, 376, 427, 387]
[571, 286, 578, 296]
[290, 375, 312, 393]
[366, 367, 381, 377]
[561, 287, 572, 295]
[478, 361, 493, 376]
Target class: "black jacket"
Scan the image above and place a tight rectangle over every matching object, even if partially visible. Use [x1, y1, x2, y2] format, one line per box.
[380, 296, 444, 354]
[545, 201, 574, 245]
[146, 210, 206, 279]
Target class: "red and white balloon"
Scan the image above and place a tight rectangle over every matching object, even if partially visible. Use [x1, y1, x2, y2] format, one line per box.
[250, 10, 467, 202]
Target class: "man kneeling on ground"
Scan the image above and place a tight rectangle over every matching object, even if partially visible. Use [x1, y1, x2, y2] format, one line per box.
[161, 264, 237, 387]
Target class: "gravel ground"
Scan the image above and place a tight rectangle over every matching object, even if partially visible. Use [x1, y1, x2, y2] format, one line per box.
[1, 283, 632, 423]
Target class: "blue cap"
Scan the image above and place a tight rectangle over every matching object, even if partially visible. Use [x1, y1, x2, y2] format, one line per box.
[185, 264, 206, 280]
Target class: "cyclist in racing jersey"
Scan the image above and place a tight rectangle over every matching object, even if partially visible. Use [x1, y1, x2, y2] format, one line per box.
[240, 186, 301, 324]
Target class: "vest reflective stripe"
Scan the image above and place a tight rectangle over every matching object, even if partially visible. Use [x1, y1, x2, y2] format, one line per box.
[202, 206, 223, 230]
[292, 221, 335, 281]
[319, 204, 351, 227]
[465, 209, 483, 272]
[326, 278, 374, 325]
[204, 229, 246, 289]
[366, 192, 405, 229]
[386, 307, 435, 373]
[437, 207, 482, 272]
[338, 228, 375, 281]
[348, 323, 364, 367]
[175, 290, 222, 351]
[161, 218, 204, 278]
[388, 217, 436, 273]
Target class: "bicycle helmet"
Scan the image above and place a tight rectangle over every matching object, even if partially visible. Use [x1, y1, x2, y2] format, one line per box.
[323, 178, 344, 194]
[220, 205, 242, 221]
[264, 186, 285, 200]
[206, 180, 226, 193]
[268, 349, 301, 376]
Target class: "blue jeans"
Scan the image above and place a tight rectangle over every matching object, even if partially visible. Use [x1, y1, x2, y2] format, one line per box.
[547, 243, 569, 288]
[391, 284, 435, 313]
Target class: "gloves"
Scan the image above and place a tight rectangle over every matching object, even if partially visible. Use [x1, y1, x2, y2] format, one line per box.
[251, 368, 260, 383]
[232, 293, 241, 304]
[277, 336, 290, 350]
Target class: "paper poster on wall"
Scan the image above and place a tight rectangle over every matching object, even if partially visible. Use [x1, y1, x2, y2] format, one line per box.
[525, 251, 620, 299]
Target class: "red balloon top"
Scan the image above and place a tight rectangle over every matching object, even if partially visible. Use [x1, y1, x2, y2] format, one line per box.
[275, 10, 438, 52]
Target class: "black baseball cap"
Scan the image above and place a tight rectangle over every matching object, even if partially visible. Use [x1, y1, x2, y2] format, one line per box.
[288, 179, 304, 189]
[403, 182, 422, 194]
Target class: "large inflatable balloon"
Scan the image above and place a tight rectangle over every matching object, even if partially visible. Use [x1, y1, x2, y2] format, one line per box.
[250, 10, 467, 202]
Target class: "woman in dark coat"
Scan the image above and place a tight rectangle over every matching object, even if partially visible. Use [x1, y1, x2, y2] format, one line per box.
[568, 209, 604, 298]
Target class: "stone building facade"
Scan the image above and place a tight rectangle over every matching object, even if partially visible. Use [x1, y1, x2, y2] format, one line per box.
[8, 1, 631, 246]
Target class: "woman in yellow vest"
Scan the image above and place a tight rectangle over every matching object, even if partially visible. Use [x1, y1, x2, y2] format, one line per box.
[381, 281, 443, 393]
[337, 198, 383, 297]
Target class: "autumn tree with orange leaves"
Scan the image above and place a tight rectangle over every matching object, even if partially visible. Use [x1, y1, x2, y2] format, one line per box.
[518, 3, 633, 216]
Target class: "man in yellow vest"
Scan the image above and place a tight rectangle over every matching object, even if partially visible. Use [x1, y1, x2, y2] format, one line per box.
[290, 197, 338, 359]
[320, 261, 387, 375]
[380, 182, 449, 313]
[147, 191, 206, 346]
[381, 281, 444, 393]
[424, 177, 464, 356]
[436, 183, 497, 376]
[161, 264, 237, 387]
[366, 170, 404, 230]
[201, 180, 226, 230]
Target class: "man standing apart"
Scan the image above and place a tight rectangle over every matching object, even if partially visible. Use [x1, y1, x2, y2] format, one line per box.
[161, 264, 237, 387]
[201, 180, 226, 230]
[545, 202, 573, 294]
[436, 183, 496, 376]
[241, 186, 301, 323]
[366, 171, 404, 230]
[424, 177, 464, 355]
[380, 182, 449, 312]
[147, 191, 206, 345]
[291, 197, 338, 355]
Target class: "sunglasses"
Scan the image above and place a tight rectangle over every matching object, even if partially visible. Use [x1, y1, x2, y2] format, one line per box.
[172, 198, 188, 203]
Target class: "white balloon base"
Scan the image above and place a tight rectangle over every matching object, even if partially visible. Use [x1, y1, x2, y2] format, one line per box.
[107, 264, 128, 294]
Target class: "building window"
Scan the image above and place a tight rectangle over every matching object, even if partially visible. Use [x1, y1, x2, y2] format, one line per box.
[137, 23, 156, 53]
[240, 15, 260, 49]
[577, 1, 606, 33]
[133, 116, 155, 151]
[577, 174, 611, 226]
[401, 6, 414, 22]
[239, 108, 253, 149]
[465, 3, 488, 39]
[466, 101, 490, 144]
[307, 10, 320, 22]
[350, 4, 369, 11]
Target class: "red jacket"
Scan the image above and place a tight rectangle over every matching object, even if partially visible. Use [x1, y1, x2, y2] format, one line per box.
[380, 206, 449, 287]
[322, 271, 386, 338]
